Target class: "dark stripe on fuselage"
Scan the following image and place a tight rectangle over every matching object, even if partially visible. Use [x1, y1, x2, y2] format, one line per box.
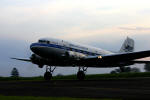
[30, 43, 100, 56]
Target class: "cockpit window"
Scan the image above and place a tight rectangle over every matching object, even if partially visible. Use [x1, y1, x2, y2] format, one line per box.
[39, 40, 45, 43]
[38, 40, 50, 44]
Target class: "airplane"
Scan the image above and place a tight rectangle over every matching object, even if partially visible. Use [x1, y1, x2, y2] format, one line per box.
[12, 37, 150, 80]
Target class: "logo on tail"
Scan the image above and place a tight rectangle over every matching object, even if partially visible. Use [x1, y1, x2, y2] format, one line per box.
[119, 37, 134, 53]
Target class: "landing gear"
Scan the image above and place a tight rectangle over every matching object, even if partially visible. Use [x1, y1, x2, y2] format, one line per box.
[44, 72, 52, 81]
[77, 67, 88, 80]
[44, 66, 56, 81]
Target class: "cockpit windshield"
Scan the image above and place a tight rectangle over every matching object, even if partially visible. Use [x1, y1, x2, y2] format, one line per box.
[38, 40, 49, 44]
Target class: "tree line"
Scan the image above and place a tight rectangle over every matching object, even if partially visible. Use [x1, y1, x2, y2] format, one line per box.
[10, 63, 150, 77]
[110, 63, 150, 74]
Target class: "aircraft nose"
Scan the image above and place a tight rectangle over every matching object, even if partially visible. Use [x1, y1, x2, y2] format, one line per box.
[30, 43, 38, 52]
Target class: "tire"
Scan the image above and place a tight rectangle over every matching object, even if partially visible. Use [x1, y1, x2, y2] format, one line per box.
[77, 71, 85, 80]
[44, 72, 52, 81]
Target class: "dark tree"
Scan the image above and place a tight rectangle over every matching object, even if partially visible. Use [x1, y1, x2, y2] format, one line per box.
[110, 67, 131, 74]
[110, 70, 117, 74]
[11, 68, 19, 77]
[131, 67, 140, 72]
[110, 69, 120, 74]
[144, 63, 150, 72]
[110, 67, 140, 74]
[123, 67, 131, 72]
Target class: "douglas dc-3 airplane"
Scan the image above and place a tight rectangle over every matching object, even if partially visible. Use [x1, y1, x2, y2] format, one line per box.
[12, 37, 150, 80]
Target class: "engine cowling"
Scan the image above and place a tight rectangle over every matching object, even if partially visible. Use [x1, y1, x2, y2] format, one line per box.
[30, 54, 44, 68]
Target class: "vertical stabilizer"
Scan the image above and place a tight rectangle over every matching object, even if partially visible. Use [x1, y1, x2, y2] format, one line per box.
[119, 37, 134, 53]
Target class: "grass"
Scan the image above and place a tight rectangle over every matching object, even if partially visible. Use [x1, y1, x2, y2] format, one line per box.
[0, 76, 44, 81]
[54, 72, 150, 80]
[84, 72, 150, 79]
[0, 72, 150, 81]
[0, 95, 121, 100]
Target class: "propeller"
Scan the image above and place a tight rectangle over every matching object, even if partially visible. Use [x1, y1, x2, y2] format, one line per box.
[11, 57, 31, 62]
[11, 53, 45, 68]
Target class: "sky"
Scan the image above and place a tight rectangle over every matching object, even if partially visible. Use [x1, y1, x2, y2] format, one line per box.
[0, 0, 150, 77]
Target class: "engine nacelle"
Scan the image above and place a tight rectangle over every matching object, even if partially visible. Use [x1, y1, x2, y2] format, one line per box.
[30, 54, 44, 67]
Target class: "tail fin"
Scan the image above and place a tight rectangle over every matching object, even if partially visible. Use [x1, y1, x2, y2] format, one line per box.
[119, 37, 134, 53]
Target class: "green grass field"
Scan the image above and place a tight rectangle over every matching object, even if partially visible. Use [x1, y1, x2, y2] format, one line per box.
[54, 72, 150, 80]
[0, 95, 121, 100]
[0, 72, 150, 81]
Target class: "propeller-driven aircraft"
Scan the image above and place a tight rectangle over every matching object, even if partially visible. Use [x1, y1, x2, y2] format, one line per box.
[12, 37, 150, 80]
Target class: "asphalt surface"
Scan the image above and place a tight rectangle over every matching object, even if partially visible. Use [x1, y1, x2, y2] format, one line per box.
[0, 78, 150, 100]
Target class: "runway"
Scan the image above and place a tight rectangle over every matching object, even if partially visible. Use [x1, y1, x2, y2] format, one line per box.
[0, 78, 150, 100]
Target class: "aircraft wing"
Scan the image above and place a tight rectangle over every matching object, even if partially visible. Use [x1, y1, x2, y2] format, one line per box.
[11, 58, 32, 62]
[80, 50, 150, 67]
[130, 60, 150, 64]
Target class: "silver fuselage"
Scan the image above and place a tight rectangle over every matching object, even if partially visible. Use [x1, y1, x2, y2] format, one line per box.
[30, 38, 113, 64]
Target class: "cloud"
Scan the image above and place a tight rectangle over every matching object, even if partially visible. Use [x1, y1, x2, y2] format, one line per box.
[1, 0, 150, 76]
[119, 27, 150, 31]
[139, 9, 150, 15]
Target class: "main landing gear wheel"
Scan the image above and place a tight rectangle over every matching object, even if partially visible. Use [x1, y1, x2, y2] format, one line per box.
[44, 66, 56, 81]
[44, 72, 52, 81]
[77, 67, 88, 80]
[77, 71, 85, 80]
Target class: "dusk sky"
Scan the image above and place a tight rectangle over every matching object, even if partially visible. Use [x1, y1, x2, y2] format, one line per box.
[0, 0, 150, 76]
